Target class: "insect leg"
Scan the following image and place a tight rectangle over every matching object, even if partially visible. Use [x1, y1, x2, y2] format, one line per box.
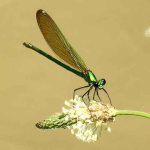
[102, 88, 113, 106]
[73, 84, 91, 99]
[87, 88, 91, 101]
[93, 88, 96, 100]
[82, 85, 93, 99]
[96, 88, 102, 101]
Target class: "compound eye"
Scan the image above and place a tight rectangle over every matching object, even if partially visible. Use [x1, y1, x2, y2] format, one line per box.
[101, 78, 106, 86]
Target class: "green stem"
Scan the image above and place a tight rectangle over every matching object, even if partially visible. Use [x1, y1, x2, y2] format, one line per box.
[112, 110, 150, 119]
[35, 110, 150, 129]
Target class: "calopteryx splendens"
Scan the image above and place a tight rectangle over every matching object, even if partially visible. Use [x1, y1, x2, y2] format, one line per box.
[23, 9, 112, 105]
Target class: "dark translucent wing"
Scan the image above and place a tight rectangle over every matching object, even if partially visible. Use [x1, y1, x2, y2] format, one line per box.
[36, 9, 88, 72]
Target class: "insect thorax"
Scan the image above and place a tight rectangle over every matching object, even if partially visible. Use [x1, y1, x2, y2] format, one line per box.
[83, 70, 97, 83]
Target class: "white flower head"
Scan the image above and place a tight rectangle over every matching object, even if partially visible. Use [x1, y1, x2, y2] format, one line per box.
[63, 95, 115, 143]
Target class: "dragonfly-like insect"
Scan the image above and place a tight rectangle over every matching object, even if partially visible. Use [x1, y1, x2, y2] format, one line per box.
[23, 9, 112, 105]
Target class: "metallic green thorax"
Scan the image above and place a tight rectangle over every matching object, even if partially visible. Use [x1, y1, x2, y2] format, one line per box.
[83, 71, 97, 83]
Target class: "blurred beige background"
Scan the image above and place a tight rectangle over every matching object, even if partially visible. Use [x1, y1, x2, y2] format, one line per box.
[1, 0, 150, 149]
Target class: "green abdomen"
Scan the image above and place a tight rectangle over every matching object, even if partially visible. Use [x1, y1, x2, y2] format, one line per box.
[83, 71, 97, 83]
